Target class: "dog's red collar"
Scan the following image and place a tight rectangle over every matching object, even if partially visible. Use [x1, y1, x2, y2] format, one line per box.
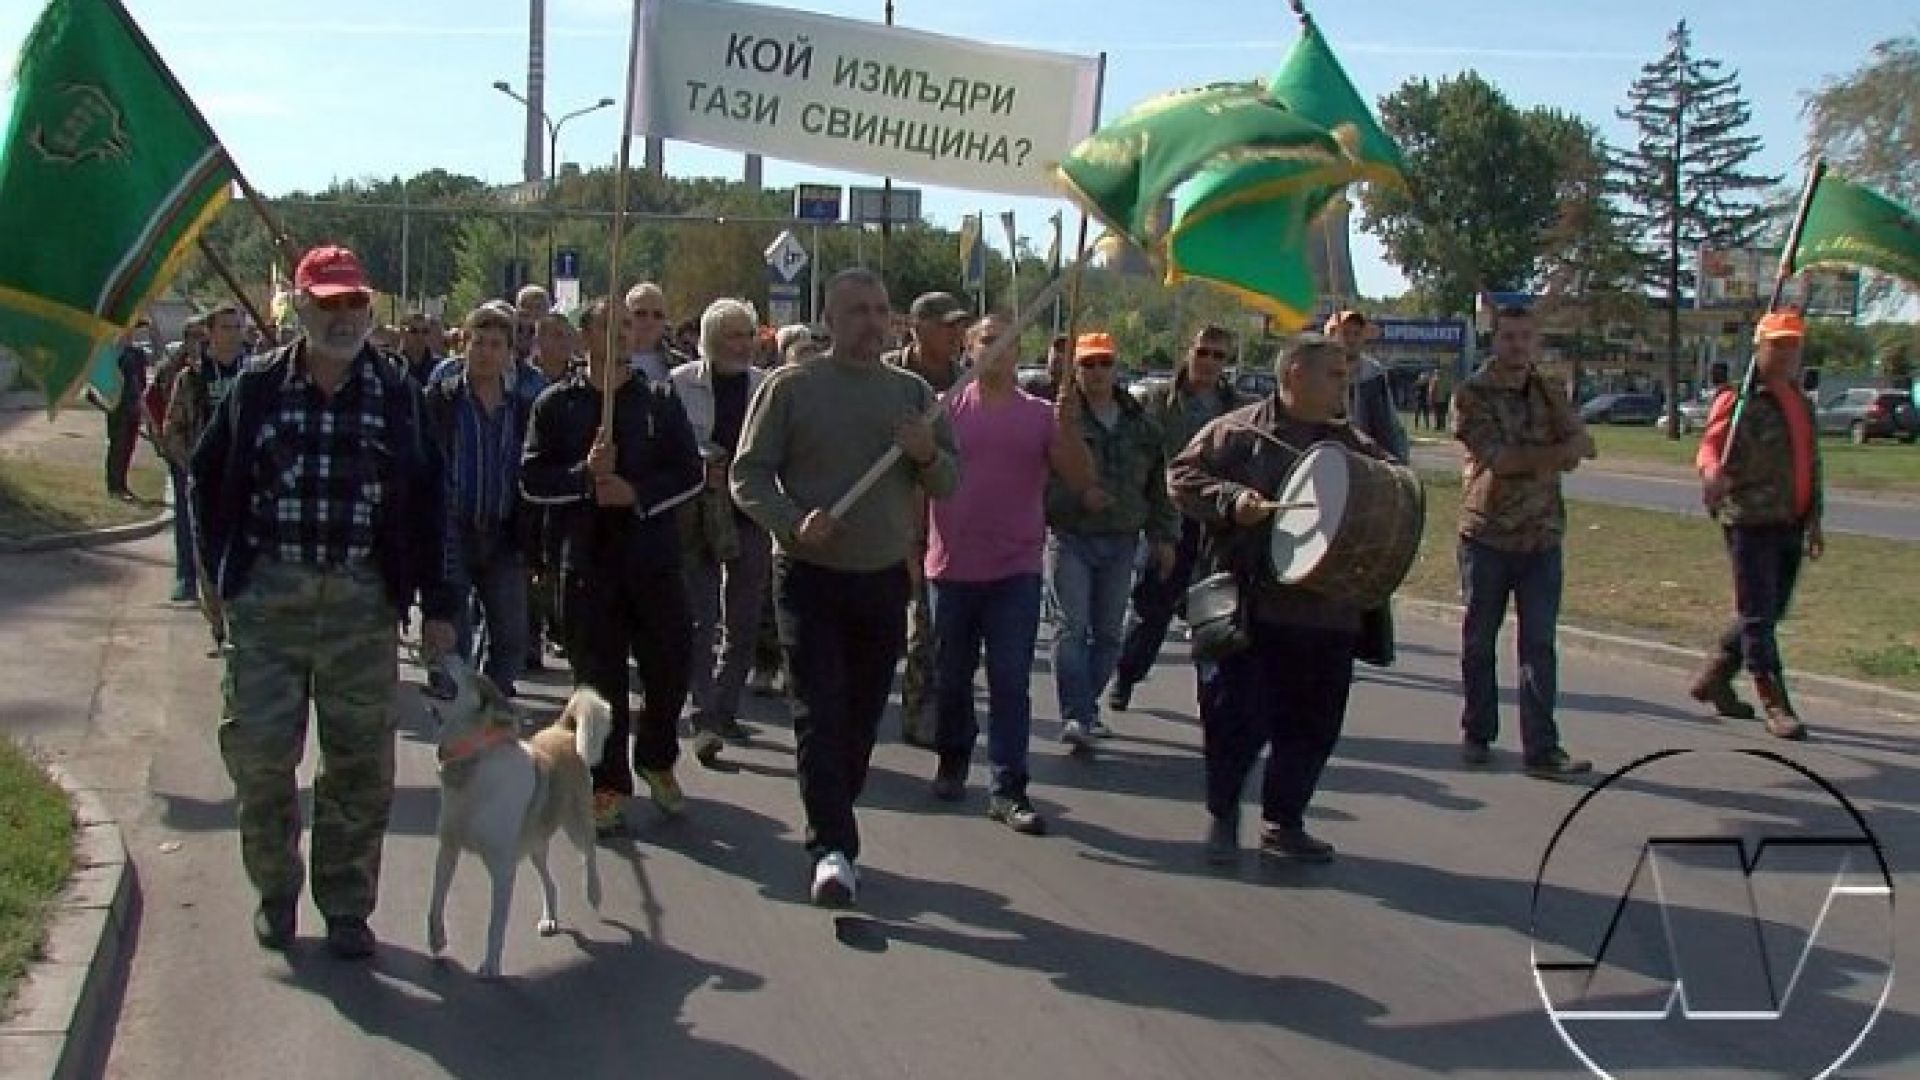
[438, 725, 518, 766]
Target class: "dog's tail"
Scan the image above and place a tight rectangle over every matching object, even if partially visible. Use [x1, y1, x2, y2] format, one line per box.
[559, 688, 613, 768]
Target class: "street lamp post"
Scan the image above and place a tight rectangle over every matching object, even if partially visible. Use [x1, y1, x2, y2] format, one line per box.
[493, 81, 615, 289]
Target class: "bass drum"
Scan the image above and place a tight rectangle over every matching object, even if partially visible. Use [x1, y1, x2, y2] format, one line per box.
[1266, 442, 1424, 611]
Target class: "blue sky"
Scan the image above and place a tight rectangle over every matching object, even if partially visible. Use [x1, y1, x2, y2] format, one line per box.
[1, 0, 1908, 298]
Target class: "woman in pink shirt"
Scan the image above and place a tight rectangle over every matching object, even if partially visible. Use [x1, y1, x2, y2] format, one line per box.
[924, 315, 1094, 834]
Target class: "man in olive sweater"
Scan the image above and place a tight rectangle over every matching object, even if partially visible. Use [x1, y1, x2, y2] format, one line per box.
[732, 267, 960, 907]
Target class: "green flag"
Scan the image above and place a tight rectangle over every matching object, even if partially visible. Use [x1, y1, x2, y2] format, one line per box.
[1790, 172, 1920, 286]
[1052, 81, 1351, 252]
[0, 0, 236, 411]
[1265, 17, 1405, 186]
[1165, 18, 1404, 329]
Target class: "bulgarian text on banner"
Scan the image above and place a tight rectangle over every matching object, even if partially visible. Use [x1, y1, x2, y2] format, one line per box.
[634, 0, 1101, 198]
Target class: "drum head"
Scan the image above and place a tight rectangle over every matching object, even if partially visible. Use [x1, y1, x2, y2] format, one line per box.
[1269, 444, 1349, 584]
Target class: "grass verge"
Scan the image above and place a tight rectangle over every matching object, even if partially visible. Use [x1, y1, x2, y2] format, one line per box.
[1402, 471, 1920, 692]
[0, 449, 165, 544]
[1586, 424, 1920, 495]
[1401, 412, 1920, 495]
[0, 739, 74, 1014]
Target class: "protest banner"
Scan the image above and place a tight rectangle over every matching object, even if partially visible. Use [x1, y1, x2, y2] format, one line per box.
[634, 0, 1102, 198]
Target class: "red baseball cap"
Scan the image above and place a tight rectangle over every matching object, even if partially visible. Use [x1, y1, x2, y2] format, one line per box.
[294, 245, 371, 298]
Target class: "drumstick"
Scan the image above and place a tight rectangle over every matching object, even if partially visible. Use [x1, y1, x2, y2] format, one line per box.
[1259, 498, 1316, 512]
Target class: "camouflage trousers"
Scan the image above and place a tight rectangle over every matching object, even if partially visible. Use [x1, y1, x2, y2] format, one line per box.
[900, 576, 937, 747]
[218, 560, 399, 919]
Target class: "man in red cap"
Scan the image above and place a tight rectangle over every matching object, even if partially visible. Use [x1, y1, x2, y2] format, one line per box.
[191, 244, 457, 960]
[1692, 310, 1820, 739]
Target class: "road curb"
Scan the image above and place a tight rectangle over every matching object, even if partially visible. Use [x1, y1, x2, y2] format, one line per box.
[1398, 598, 1920, 722]
[0, 509, 171, 556]
[0, 764, 140, 1080]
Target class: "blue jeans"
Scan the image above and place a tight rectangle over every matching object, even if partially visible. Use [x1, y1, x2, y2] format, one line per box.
[1458, 538, 1564, 760]
[169, 463, 196, 590]
[930, 574, 1044, 797]
[449, 524, 528, 694]
[1048, 532, 1138, 725]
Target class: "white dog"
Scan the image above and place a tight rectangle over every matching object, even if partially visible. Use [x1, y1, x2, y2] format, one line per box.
[425, 657, 608, 978]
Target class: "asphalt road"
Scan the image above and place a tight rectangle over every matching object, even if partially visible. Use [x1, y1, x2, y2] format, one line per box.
[1410, 444, 1920, 542]
[12, 533, 1919, 1079]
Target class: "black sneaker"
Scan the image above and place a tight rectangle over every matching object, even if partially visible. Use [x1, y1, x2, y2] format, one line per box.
[253, 896, 297, 951]
[988, 795, 1047, 835]
[1205, 816, 1240, 865]
[1524, 749, 1594, 780]
[931, 756, 968, 802]
[719, 718, 754, 745]
[1259, 823, 1335, 862]
[324, 916, 376, 960]
[1105, 679, 1133, 712]
[1461, 739, 1493, 766]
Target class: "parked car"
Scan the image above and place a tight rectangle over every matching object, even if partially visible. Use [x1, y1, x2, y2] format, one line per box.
[1128, 374, 1172, 402]
[1580, 392, 1663, 425]
[1816, 388, 1919, 444]
[1659, 388, 1721, 435]
[1230, 369, 1276, 399]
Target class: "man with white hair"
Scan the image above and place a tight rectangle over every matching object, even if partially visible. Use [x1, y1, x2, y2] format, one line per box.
[515, 284, 551, 360]
[623, 282, 688, 384]
[670, 298, 771, 765]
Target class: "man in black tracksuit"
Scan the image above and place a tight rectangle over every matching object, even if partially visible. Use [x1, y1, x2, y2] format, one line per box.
[521, 298, 704, 832]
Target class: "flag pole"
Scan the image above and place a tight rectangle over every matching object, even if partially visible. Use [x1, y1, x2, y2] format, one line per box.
[602, 0, 648, 436]
[1721, 157, 1825, 467]
[194, 238, 273, 338]
[1056, 51, 1108, 389]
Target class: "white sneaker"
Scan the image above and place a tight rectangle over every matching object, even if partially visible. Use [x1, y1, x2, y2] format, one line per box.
[811, 851, 857, 907]
[1061, 721, 1091, 748]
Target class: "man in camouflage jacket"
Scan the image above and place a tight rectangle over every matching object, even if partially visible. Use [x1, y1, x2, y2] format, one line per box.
[1450, 307, 1595, 780]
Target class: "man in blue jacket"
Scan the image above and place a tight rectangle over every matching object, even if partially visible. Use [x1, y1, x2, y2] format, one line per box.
[190, 245, 455, 960]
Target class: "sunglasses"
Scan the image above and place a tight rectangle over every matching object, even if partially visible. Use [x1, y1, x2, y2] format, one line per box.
[313, 293, 371, 312]
[632, 308, 667, 318]
[810, 333, 831, 345]
[1192, 347, 1228, 360]
[1077, 358, 1116, 369]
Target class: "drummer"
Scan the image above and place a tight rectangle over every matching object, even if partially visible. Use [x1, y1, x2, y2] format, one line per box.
[1168, 335, 1397, 865]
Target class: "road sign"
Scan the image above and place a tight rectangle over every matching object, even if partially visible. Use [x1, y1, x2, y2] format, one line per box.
[794, 184, 842, 224]
[765, 230, 809, 283]
[552, 248, 580, 282]
[849, 185, 922, 226]
[768, 282, 803, 326]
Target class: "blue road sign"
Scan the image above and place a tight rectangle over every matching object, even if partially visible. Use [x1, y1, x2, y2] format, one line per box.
[795, 184, 842, 223]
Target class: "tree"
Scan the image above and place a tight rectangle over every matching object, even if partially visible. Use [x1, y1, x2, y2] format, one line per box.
[1531, 109, 1645, 397]
[1358, 72, 1562, 315]
[1803, 34, 1920, 310]
[1612, 19, 1778, 436]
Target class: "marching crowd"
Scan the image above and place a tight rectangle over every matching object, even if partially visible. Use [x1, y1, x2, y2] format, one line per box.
[124, 242, 1821, 960]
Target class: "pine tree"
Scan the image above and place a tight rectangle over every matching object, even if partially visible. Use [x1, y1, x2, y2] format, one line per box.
[1611, 19, 1778, 436]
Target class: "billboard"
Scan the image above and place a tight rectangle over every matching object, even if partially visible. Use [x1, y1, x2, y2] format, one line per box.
[1696, 246, 1860, 317]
